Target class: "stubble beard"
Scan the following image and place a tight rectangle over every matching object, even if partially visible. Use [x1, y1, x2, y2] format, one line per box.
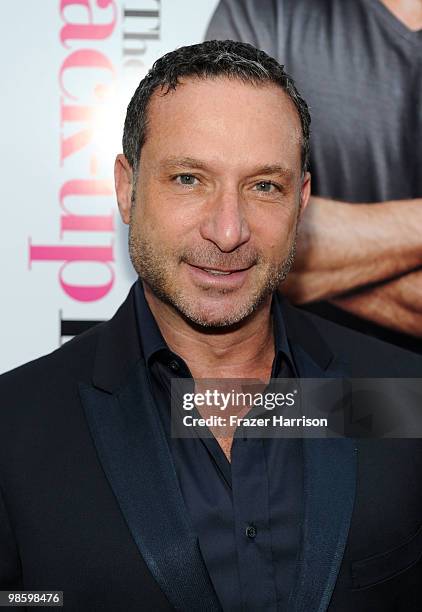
[128, 205, 297, 329]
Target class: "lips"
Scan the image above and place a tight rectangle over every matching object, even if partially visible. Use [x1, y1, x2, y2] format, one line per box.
[203, 269, 231, 275]
[184, 262, 253, 290]
[190, 264, 251, 276]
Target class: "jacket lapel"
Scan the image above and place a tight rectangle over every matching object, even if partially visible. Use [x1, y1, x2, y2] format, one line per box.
[291, 435, 357, 612]
[79, 285, 221, 612]
[283, 300, 358, 612]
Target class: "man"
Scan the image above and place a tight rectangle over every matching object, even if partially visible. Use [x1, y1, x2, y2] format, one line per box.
[206, 0, 422, 353]
[0, 41, 421, 612]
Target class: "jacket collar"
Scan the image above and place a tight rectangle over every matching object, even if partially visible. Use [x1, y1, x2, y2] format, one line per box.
[91, 283, 142, 394]
[280, 294, 336, 374]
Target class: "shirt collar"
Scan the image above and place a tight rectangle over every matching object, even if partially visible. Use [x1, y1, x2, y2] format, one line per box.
[134, 279, 169, 367]
[134, 279, 297, 377]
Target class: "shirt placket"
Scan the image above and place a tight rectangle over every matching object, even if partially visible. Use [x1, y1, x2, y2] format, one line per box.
[230, 436, 278, 611]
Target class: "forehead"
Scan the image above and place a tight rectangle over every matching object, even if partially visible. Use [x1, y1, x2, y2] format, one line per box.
[142, 76, 302, 174]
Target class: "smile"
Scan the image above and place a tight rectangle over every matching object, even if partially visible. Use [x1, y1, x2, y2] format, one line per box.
[189, 264, 251, 276]
[185, 262, 253, 289]
[202, 268, 234, 276]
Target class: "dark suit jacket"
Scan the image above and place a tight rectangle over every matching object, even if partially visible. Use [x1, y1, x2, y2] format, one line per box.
[0, 283, 421, 611]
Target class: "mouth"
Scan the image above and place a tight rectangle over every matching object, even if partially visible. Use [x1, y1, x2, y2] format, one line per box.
[189, 264, 251, 276]
[184, 262, 254, 290]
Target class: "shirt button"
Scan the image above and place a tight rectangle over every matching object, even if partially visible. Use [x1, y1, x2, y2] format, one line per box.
[168, 360, 180, 372]
[245, 524, 257, 539]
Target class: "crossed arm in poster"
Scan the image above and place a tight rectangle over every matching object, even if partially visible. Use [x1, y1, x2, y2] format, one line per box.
[282, 196, 422, 336]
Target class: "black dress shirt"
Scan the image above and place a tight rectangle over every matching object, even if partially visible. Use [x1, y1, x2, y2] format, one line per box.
[134, 280, 303, 612]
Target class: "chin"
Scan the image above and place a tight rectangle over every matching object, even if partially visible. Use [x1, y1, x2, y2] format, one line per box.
[176, 297, 259, 329]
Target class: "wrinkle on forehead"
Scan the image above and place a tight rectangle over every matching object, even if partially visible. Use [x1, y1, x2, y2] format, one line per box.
[142, 77, 303, 175]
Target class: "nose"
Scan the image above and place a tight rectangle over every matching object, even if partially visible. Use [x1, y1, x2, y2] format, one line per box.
[199, 189, 251, 252]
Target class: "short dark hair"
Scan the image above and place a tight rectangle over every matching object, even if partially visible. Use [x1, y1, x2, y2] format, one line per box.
[122, 39, 311, 175]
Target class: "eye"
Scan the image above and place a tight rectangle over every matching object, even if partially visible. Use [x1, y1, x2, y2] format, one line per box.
[253, 181, 279, 193]
[174, 174, 199, 186]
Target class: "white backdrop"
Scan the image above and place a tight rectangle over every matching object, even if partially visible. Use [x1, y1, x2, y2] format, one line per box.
[0, 0, 219, 373]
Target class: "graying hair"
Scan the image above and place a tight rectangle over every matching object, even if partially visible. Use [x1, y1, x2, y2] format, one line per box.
[123, 40, 311, 176]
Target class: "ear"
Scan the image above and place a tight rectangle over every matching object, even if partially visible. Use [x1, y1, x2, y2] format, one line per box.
[114, 154, 133, 225]
[298, 171, 311, 220]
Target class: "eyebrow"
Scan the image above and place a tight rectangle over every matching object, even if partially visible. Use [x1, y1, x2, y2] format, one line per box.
[161, 157, 209, 171]
[160, 157, 294, 180]
[249, 164, 294, 180]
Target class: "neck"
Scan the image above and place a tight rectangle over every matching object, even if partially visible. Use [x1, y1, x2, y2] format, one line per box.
[143, 283, 275, 381]
[380, 0, 422, 30]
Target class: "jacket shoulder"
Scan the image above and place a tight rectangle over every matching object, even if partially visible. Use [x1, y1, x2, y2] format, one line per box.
[288, 304, 422, 377]
[0, 321, 103, 397]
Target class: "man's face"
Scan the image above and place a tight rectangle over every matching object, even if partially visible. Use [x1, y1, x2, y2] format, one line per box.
[117, 77, 310, 327]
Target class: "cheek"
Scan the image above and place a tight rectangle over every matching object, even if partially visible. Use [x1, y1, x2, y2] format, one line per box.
[251, 206, 298, 252]
[140, 205, 198, 249]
